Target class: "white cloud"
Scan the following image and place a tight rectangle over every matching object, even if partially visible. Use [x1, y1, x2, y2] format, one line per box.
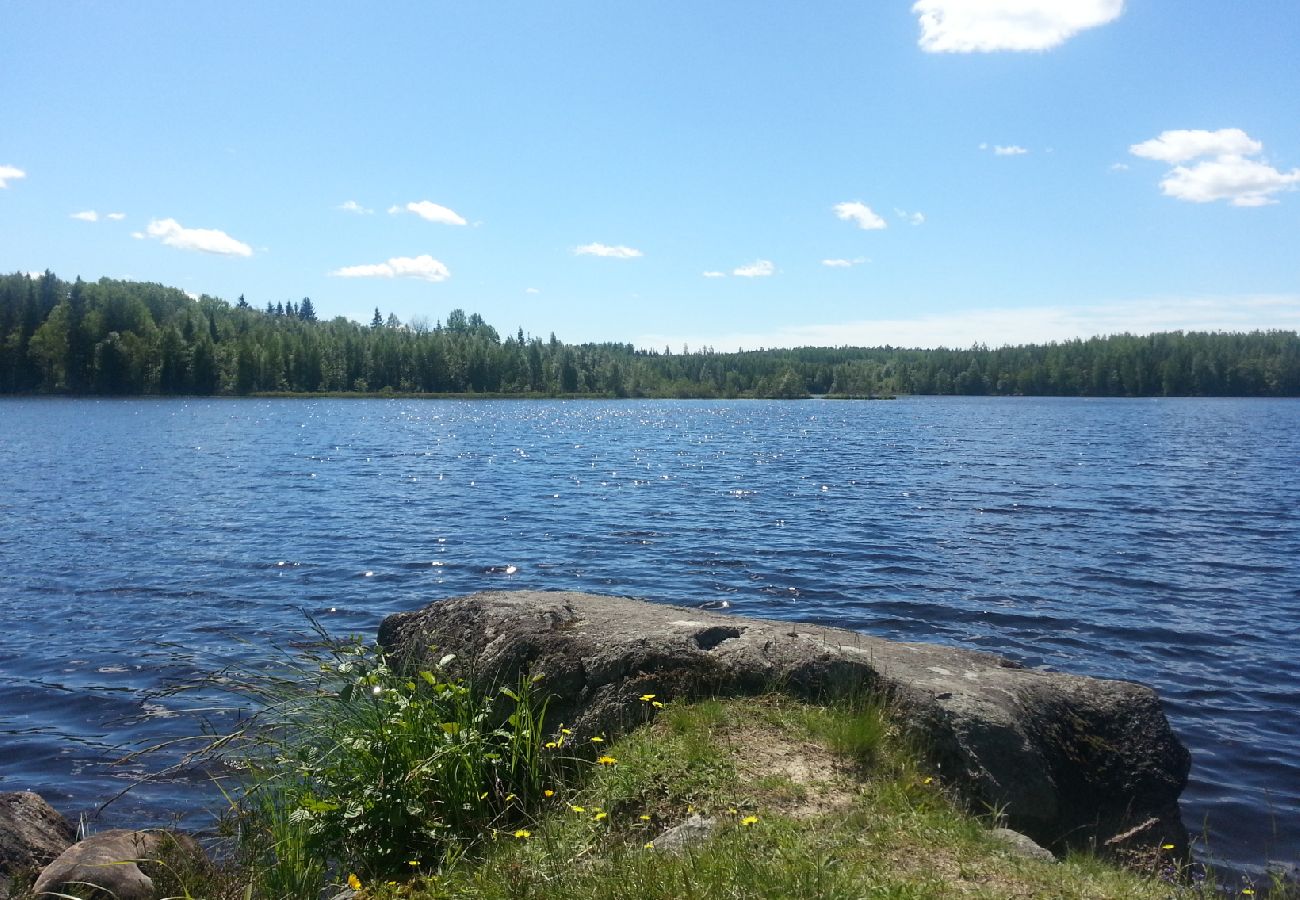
[525, 287, 540, 294]
[338, 200, 374, 215]
[702, 270, 727, 278]
[400, 200, 467, 225]
[1129, 128, 1261, 164]
[329, 254, 450, 282]
[994, 144, 1029, 156]
[131, 231, 145, 240]
[895, 208, 926, 225]
[1129, 129, 1300, 207]
[822, 257, 868, 268]
[733, 259, 776, 278]
[184, 290, 200, 301]
[146, 218, 253, 256]
[0, 165, 26, 188]
[574, 242, 643, 258]
[106, 212, 126, 220]
[914, 0, 1124, 53]
[634, 294, 1300, 352]
[1109, 162, 1129, 172]
[833, 201, 887, 230]
[71, 210, 99, 222]
[1160, 158, 1300, 207]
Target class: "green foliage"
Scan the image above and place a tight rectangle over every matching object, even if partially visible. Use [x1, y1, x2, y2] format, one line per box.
[204, 635, 552, 894]
[3, 270, 1300, 398]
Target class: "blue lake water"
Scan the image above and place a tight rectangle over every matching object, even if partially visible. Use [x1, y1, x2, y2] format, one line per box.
[0, 396, 1296, 876]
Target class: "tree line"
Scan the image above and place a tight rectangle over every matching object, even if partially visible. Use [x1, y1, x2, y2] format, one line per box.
[3, 270, 1298, 398]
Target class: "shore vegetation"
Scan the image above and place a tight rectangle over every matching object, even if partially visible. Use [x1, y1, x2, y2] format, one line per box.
[4, 270, 1299, 400]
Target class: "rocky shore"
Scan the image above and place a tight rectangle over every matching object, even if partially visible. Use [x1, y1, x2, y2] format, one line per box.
[3, 590, 1193, 898]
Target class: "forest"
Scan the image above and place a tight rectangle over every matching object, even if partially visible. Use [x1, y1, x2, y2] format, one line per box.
[3, 270, 1299, 399]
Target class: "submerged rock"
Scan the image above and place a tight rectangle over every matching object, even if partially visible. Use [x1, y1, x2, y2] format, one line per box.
[380, 590, 1191, 860]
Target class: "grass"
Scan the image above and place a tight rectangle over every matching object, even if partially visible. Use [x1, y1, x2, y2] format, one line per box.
[351, 695, 1216, 900]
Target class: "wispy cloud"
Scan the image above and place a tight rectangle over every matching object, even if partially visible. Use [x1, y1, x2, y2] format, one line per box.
[822, 257, 868, 268]
[395, 200, 467, 225]
[574, 242, 643, 258]
[994, 145, 1028, 156]
[146, 218, 253, 257]
[70, 210, 126, 222]
[337, 200, 374, 215]
[1130, 128, 1300, 206]
[0, 165, 26, 188]
[702, 270, 727, 278]
[330, 254, 451, 282]
[914, 0, 1124, 53]
[733, 259, 776, 278]
[525, 287, 540, 294]
[635, 294, 1300, 352]
[833, 201, 887, 230]
[895, 208, 926, 225]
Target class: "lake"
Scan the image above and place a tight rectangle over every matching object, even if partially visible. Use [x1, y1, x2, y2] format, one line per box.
[0, 396, 1296, 876]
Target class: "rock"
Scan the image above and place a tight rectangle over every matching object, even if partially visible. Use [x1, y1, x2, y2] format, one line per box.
[0, 791, 75, 893]
[989, 827, 1056, 862]
[650, 815, 719, 853]
[32, 829, 204, 900]
[380, 590, 1191, 860]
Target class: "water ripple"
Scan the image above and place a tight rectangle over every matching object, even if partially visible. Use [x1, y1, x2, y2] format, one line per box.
[0, 396, 1297, 873]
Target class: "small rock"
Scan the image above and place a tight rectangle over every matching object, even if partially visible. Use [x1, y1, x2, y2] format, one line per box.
[650, 815, 718, 853]
[0, 791, 75, 894]
[32, 829, 204, 900]
[990, 827, 1056, 862]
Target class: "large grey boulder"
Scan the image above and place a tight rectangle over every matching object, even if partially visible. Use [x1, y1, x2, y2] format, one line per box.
[32, 829, 203, 900]
[0, 791, 74, 896]
[379, 590, 1191, 859]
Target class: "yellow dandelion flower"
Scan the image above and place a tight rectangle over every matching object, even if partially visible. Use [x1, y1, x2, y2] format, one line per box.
[347, 873, 362, 891]
[651, 701, 664, 708]
[408, 860, 420, 867]
[570, 805, 586, 813]
[922, 777, 933, 785]
[591, 735, 604, 743]
[505, 793, 517, 802]
[1162, 843, 1176, 850]
[561, 728, 572, 735]
[594, 811, 607, 821]
[644, 841, 654, 849]
[544, 789, 555, 797]
[597, 755, 618, 765]
[1242, 890, 1255, 896]
[639, 693, 656, 702]
[545, 741, 558, 749]
[639, 814, 652, 821]
[741, 815, 759, 826]
[514, 828, 531, 839]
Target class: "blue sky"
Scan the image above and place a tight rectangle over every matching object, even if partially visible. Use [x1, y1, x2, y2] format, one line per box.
[2, 1, 1297, 349]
